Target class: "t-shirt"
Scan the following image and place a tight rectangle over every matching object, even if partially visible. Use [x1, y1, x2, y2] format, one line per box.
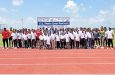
[87, 32, 92, 38]
[60, 35, 65, 40]
[17, 33, 22, 39]
[11, 33, 17, 40]
[79, 32, 85, 39]
[74, 32, 80, 41]
[43, 35, 48, 41]
[93, 31, 99, 39]
[2, 30, 9, 39]
[51, 34, 56, 40]
[107, 30, 114, 39]
[65, 33, 69, 42]
[8, 31, 12, 37]
[36, 31, 41, 39]
[55, 34, 60, 41]
[99, 30, 105, 38]
[39, 35, 44, 40]
[31, 32, 36, 40]
[27, 33, 32, 39]
[47, 36, 51, 45]
[69, 33, 74, 40]
[84, 33, 88, 39]
[23, 34, 28, 40]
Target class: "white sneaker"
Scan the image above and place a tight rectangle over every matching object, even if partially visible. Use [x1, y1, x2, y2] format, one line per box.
[111, 48, 114, 50]
[14, 47, 17, 49]
[101, 47, 104, 49]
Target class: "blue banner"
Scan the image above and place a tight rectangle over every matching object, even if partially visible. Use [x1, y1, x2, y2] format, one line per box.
[37, 17, 70, 26]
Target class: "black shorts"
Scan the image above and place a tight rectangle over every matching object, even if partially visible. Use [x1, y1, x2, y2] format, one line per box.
[94, 38, 98, 41]
[9, 37, 12, 41]
[36, 38, 39, 41]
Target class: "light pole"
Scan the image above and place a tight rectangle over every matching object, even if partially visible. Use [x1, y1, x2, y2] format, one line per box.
[21, 18, 24, 29]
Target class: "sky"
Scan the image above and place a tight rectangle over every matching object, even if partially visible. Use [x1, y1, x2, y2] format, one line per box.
[0, 0, 115, 29]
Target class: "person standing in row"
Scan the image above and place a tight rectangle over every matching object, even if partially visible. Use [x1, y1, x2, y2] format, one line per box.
[55, 32, 60, 49]
[31, 30, 36, 48]
[74, 30, 80, 48]
[27, 30, 32, 48]
[11, 29, 17, 49]
[107, 28, 114, 49]
[8, 28, 12, 48]
[17, 30, 22, 48]
[2, 28, 9, 49]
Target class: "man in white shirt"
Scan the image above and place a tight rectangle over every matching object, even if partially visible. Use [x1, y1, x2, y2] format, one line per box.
[43, 33, 48, 49]
[11, 30, 17, 48]
[17, 30, 22, 48]
[55, 33, 60, 49]
[69, 31, 74, 49]
[79, 30, 86, 49]
[31, 30, 37, 48]
[84, 30, 88, 49]
[103, 28, 108, 48]
[107, 28, 114, 49]
[50, 33, 56, 49]
[74, 30, 80, 49]
[27, 30, 32, 48]
[87, 30, 92, 49]
[46, 34, 51, 49]
[65, 31, 70, 49]
[23, 32, 28, 48]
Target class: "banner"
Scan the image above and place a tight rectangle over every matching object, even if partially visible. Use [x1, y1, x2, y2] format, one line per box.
[37, 17, 70, 26]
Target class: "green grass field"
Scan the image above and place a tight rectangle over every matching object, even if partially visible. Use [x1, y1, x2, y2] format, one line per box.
[0, 34, 115, 46]
[0, 34, 2, 46]
[114, 39, 115, 46]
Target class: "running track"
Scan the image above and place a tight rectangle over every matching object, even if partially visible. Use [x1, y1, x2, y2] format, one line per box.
[0, 47, 115, 74]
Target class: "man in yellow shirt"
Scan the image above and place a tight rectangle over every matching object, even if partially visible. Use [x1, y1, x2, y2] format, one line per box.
[99, 26, 105, 48]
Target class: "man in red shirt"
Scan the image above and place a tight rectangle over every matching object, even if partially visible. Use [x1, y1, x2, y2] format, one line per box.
[36, 29, 41, 48]
[2, 28, 9, 49]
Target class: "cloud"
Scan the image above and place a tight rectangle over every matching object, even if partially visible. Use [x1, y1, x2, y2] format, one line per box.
[0, 16, 37, 29]
[25, 17, 36, 24]
[66, 9, 109, 28]
[0, 17, 6, 23]
[23, 17, 37, 28]
[64, 0, 115, 28]
[10, 9, 18, 12]
[64, 0, 79, 17]
[12, 0, 24, 6]
[0, 7, 8, 13]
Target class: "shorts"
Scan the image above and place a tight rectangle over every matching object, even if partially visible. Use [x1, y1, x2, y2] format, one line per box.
[36, 38, 39, 41]
[40, 40, 44, 46]
[94, 38, 99, 41]
[9, 37, 12, 41]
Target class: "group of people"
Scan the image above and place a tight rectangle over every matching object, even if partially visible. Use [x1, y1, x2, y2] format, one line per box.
[1, 26, 114, 50]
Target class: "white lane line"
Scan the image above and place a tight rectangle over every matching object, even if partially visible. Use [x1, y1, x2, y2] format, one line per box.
[0, 63, 115, 66]
[0, 57, 115, 59]
[0, 50, 114, 52]
[1, 53, 115, 55]
[0, 73, 115, 75]
[1, 53, 115, 54]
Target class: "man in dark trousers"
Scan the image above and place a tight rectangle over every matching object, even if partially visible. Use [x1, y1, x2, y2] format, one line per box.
[107, 28, 114, 49]
[2, 28, 9, 49]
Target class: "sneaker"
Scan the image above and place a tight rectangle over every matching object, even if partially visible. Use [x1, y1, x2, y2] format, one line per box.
[101, 47, 104, 49]
[111, 48, 114, 50]
[14, 47, 17, 49]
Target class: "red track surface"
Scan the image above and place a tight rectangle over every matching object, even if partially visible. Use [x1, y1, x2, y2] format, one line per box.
[0, 48, 115, 74]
